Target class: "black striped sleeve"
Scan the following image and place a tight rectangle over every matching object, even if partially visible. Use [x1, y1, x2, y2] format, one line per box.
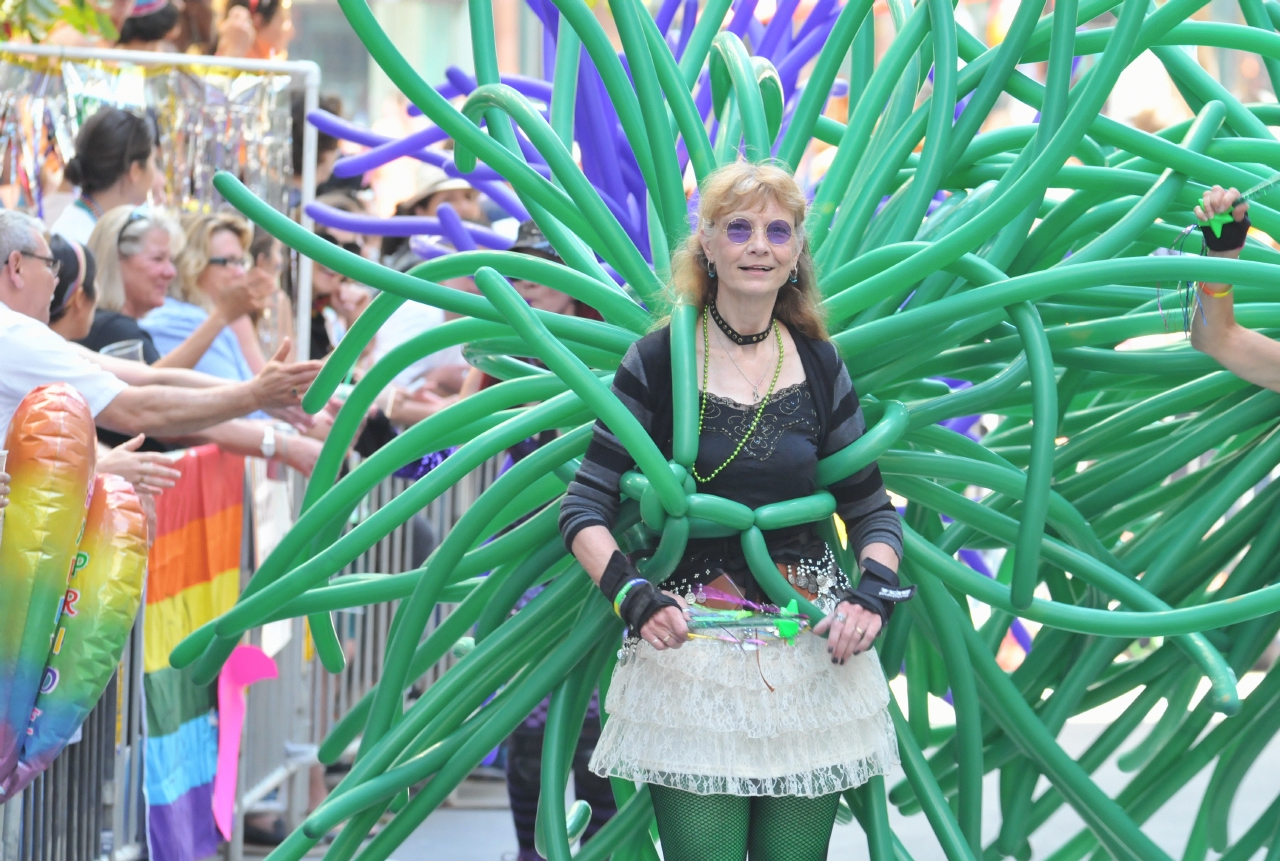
[820, 356, 904, 560]
[558, 341, 653, 550]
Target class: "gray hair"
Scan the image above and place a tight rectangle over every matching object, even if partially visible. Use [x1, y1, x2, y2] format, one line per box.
[0, 211, 47, 263]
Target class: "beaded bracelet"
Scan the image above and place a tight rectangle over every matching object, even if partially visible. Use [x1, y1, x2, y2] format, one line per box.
[1200, 284, 1233, 298]
[612, 578, 648, 618]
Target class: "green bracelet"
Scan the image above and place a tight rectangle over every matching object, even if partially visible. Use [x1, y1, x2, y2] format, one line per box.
[612, 578, 648, 618]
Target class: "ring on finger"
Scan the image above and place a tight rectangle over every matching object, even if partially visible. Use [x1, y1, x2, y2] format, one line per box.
[853, 628, 864, 637]
[834, 612, 847, 622]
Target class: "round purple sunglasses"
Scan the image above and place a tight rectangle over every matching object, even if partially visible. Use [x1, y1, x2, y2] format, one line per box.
[723, 217, 793, 245]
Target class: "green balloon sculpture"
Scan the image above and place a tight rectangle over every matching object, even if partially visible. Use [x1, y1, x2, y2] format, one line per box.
[171, 0, 1280, 856]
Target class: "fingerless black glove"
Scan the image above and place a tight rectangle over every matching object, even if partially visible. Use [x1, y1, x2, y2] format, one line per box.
[833, 559, 915, 628]
[1201, 215, 1251, 252]
[598, 551, 681, 634]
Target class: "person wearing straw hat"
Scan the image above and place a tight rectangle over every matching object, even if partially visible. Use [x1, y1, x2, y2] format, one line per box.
[380, 166, 490, 273]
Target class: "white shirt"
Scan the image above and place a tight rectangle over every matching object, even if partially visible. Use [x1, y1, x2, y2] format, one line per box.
[371, 302, 467, 389]
[49, 202, 97, 245]
[0, 299, 127, 437]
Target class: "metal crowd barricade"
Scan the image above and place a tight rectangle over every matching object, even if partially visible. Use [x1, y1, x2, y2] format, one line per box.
[306, 457, 503, 750]
[0, 455, 503, 861]
[230, 456, 503, 861]
[0, 617, 147, 861]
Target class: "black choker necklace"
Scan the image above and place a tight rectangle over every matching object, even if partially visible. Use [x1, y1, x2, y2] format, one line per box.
[708, 301, 772, 345]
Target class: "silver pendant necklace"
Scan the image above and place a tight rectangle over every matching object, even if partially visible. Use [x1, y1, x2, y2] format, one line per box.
[716, 327, 775, 403]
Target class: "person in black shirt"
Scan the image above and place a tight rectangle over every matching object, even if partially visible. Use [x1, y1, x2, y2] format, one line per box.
[82, 205, 265, 370]
[48, 235, 182, 495]
[48, 235, 98, 342]
[560, 163, 909, 861]
[77, 306, 164, 364]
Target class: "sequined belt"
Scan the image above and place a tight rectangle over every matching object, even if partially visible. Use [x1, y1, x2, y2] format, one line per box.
[668, 545, 847, 613]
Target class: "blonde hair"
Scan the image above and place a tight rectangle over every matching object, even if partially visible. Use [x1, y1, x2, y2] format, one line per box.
[669, 161, 826, 341]
[87, 205, 185, 314]
[173, 212, 252, 308]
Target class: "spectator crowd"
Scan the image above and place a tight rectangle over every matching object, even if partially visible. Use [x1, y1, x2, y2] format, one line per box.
[0, 70, 606, 854]
[0, 94, 565, 516]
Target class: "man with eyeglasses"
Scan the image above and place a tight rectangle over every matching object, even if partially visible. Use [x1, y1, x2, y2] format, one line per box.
[0, 210, 321, 439]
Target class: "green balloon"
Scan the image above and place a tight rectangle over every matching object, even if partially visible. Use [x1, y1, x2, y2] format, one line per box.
[184, 0, 1280, 855]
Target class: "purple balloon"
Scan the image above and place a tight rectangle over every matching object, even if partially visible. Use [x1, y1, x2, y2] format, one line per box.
[757, 0, 801, 60]
[306, 201, 514, 247]
[727, 0, 760, 38]
[434, 202, 480, 252]
[795, 0, 837, 42]
[409, 236, 456, 261]
[333, 124, 450, 178]
[1010, 620, 1034, 652]
[674, 0, 699, 59]
[575, 65, 630, 210]
[309, 108, 538, 219]
[776, 12, 838, 97]
[654, 0, 682, 36]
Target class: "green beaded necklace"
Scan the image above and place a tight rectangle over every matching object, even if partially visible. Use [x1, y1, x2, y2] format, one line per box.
[691, 305, 784, 485]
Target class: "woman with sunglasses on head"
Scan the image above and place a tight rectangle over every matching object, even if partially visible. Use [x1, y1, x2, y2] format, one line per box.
[310, 231, 373, 360]
[560, 162, 909, 861]
[76, 208, 321, 473]
[81, 207, 265, 375]
[52, 107, 158, 246]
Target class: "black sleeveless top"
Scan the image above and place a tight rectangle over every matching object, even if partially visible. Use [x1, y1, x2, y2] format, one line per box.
[693, 382, 821, 510]
[667, 381, 838, 602]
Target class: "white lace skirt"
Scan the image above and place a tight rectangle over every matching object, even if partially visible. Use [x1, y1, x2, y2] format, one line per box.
[589, 633, 899, 797]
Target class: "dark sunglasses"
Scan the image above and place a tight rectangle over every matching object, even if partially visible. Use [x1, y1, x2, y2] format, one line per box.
[208, 255, 252, 270]
[724, 218, 793, 245]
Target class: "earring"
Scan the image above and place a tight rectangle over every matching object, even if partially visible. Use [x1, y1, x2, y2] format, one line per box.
[789, 267, 799, 283]
[708, 261, 717, 278]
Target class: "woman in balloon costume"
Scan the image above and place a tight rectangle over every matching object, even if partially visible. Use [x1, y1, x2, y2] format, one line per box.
[560, 161, 913, 861]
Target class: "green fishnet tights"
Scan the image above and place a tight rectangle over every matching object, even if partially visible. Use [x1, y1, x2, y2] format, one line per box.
[648, 784, 841, 861]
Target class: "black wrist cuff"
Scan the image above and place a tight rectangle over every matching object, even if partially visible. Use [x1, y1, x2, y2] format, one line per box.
[836, 559, 915, 627]
[599, 551, 639, 604]
[618, 581, 680, 634]
[1201, 215, 1251, 251]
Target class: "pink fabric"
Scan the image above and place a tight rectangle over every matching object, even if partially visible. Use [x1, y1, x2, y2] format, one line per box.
[213, 646, 278, 840]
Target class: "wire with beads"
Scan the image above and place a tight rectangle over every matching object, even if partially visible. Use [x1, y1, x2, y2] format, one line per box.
[1154, 223, 1205, 335]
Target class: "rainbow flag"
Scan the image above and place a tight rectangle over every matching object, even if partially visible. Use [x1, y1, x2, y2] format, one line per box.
[144, 445, 243, 861]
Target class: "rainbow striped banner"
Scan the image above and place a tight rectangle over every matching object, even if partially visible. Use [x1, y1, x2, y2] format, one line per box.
[144, 445, 243, 861]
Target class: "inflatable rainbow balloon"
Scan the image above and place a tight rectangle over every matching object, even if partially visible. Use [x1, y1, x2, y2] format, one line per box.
[2, 474, 147, 797]
[0, 383, 96, 788]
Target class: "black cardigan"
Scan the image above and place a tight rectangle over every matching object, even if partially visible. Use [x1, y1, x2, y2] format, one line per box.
[558, 323, 903, 563]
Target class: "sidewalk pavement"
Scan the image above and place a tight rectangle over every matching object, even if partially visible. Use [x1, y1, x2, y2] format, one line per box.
[390, 673, 1280, 861]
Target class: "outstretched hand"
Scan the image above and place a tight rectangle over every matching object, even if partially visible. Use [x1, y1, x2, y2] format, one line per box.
[253, 339, 324, 410]
[97, 435, 183, 495]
